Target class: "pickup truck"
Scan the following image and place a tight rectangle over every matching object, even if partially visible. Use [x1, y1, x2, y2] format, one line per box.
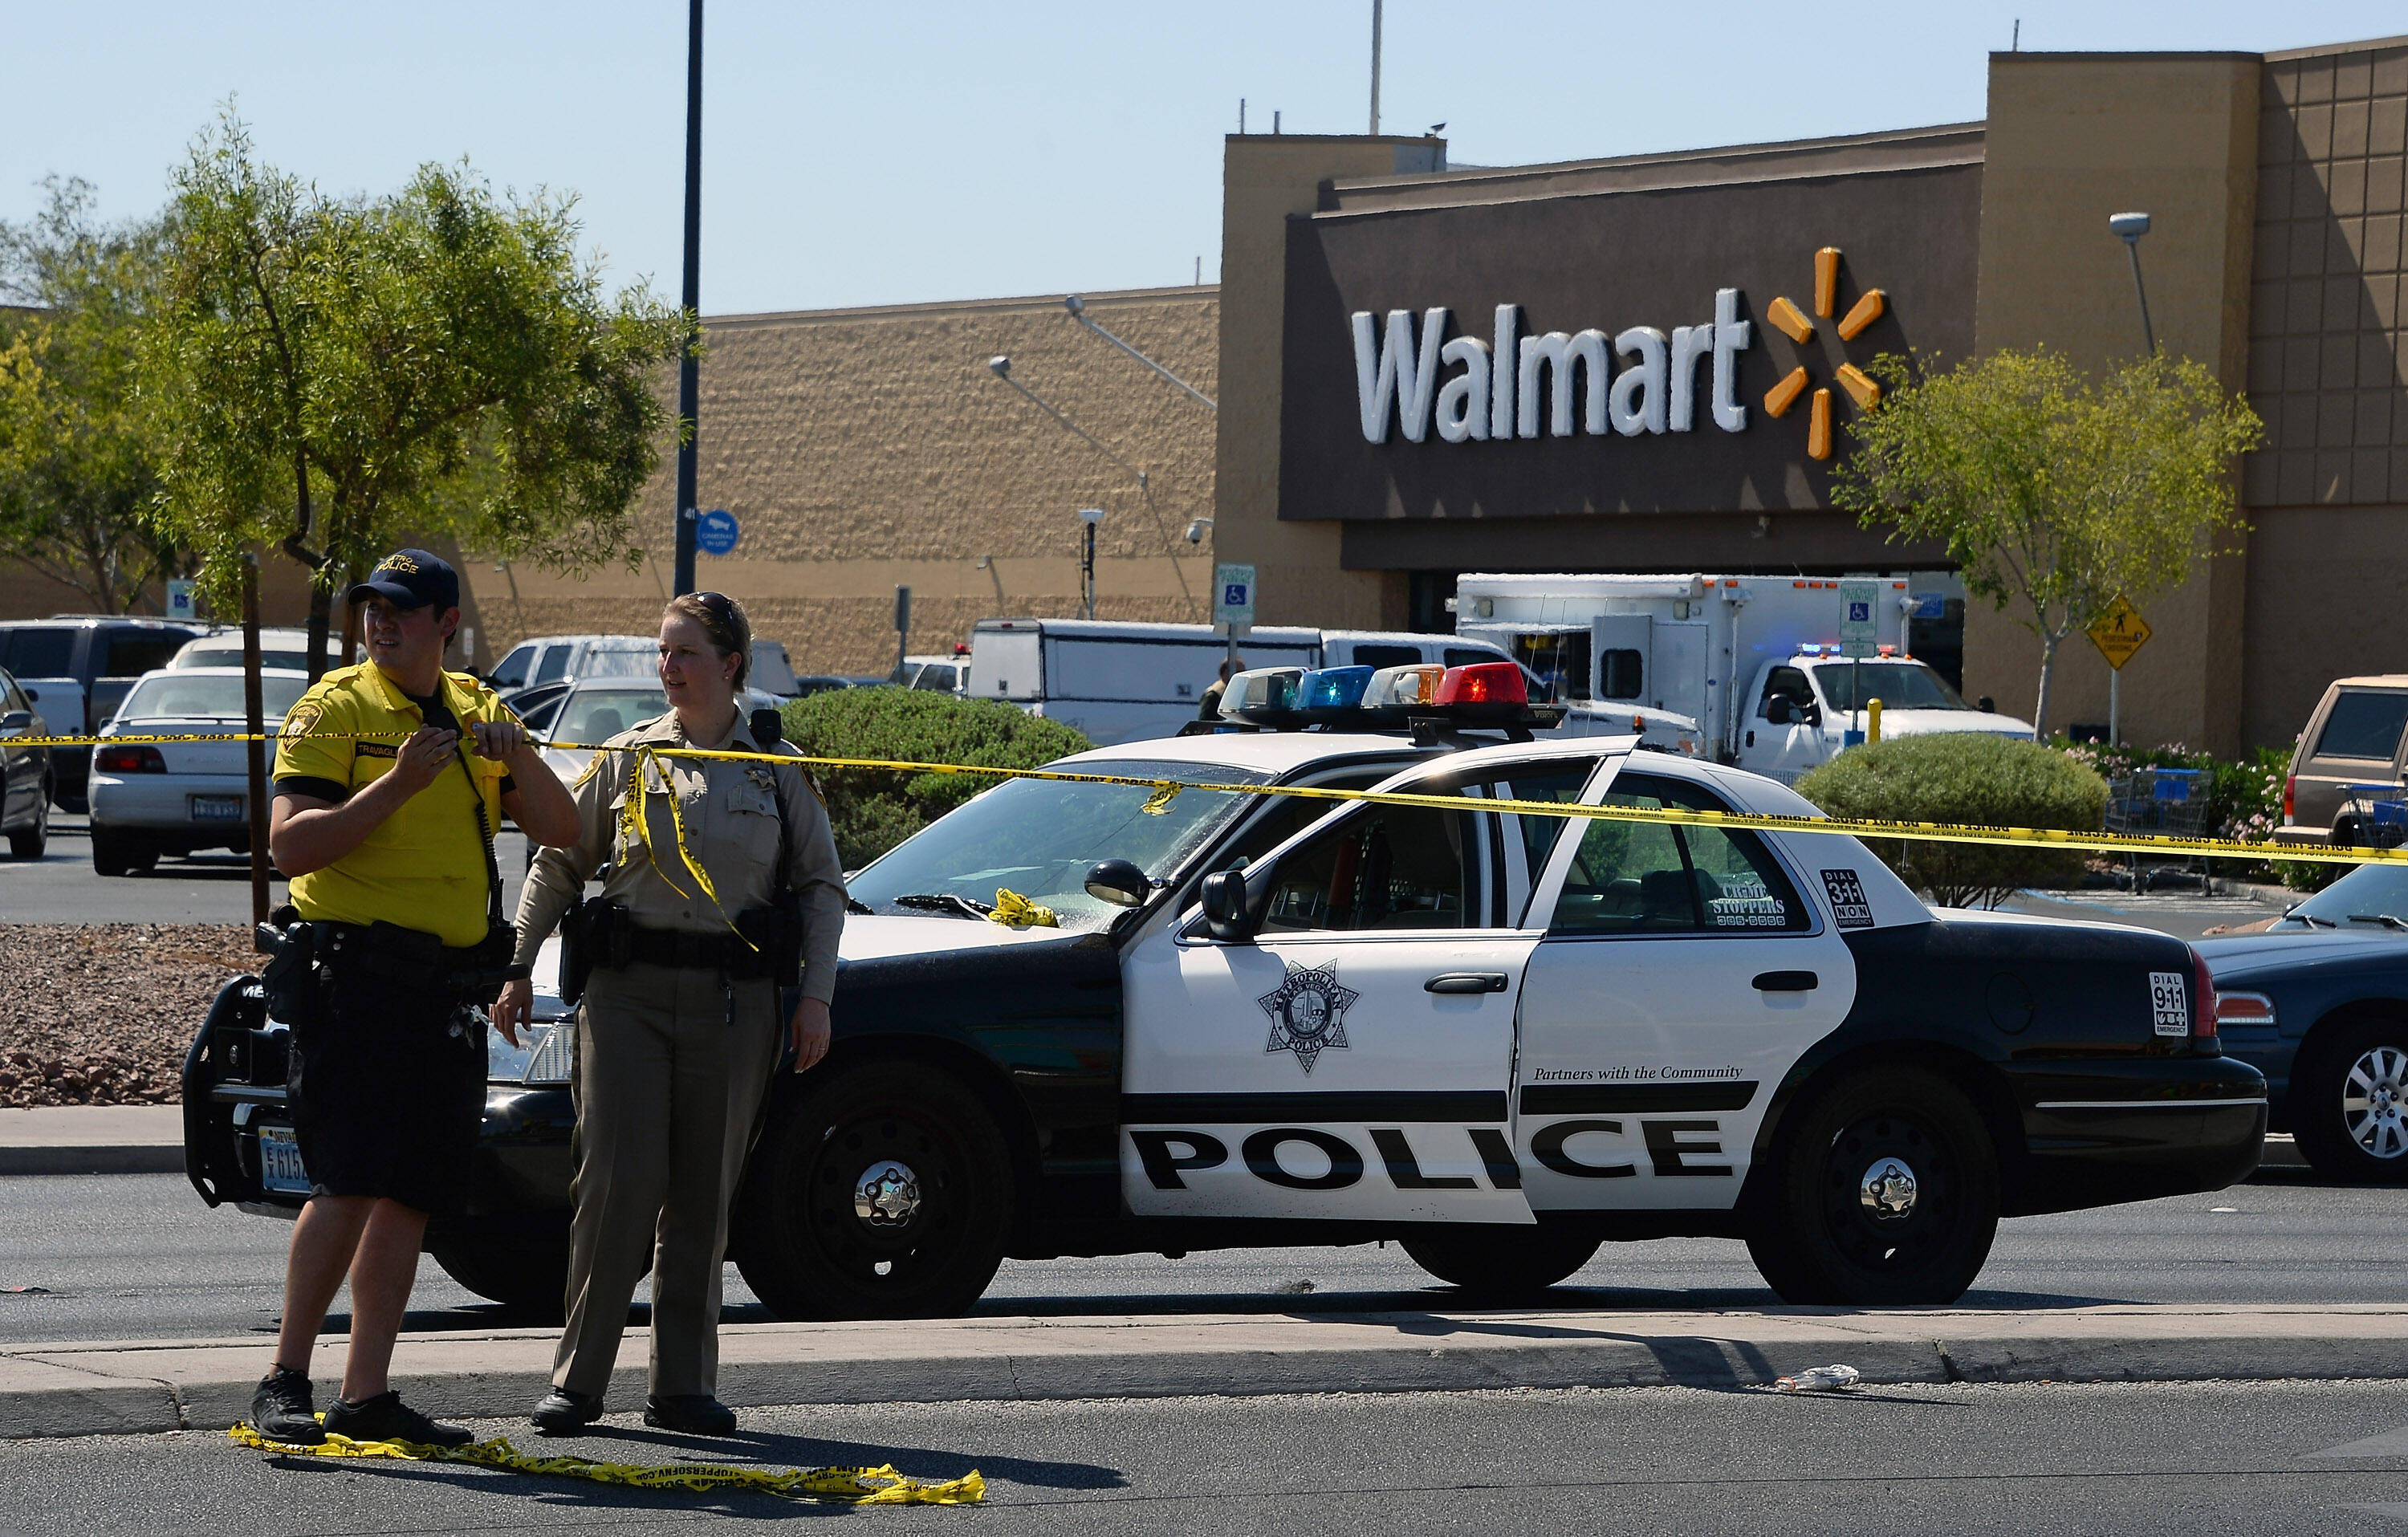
[0, 618, 205, 809]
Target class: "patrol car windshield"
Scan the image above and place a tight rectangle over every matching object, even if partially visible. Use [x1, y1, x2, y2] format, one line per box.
[115, 673, 310, 722]
[848, 758, 1273, 930]
[1808, 661, 1968, 713]
[2284, 862, 2408, 930]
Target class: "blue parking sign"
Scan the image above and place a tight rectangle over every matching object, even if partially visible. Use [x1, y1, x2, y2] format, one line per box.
[696, 508, 739, 555]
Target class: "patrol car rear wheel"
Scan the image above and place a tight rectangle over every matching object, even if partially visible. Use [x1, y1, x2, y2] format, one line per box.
[2290, 1015, 2408, 1181]
[1401, 1226, 1602, 1299]
[428, 1234, 570, 1318]
[734, 1059, 1014, 1321]
[1747, 1067, 1999, 1306]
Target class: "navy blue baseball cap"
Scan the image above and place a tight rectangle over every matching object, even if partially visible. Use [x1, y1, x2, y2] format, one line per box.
[347, 548, 459, 612]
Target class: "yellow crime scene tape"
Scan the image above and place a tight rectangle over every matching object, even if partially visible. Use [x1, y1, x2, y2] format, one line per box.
[226, 1420, 984, 1504]
[28, 727, 2402, 868]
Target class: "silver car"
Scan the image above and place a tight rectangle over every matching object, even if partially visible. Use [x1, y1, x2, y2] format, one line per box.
[87, 667, 310, 876]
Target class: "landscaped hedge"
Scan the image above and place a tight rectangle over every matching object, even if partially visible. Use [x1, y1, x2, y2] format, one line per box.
[1796, 733, 2109, 909]
[780, 688, 1092, 868]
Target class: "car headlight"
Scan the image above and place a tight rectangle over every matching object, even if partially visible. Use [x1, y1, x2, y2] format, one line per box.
[486, 1019, 577, 1085]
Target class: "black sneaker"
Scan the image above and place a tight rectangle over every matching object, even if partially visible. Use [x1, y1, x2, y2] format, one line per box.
[323, 1389, 475, 1448]
[249, 1366, 326, 1446]
[643, 1394, 737, 1436]
[531, 1388, 604, 1434]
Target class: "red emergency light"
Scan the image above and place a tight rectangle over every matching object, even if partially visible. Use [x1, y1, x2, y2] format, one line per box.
[1433, 662, 1527, 707]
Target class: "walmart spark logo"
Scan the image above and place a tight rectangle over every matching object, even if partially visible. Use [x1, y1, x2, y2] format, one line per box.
[1760, 247, 1886, 461]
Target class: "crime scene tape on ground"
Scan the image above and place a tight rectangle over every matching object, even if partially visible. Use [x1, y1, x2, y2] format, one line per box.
[225, 1421, 985, 1504]
[26, 729, 2404, 868]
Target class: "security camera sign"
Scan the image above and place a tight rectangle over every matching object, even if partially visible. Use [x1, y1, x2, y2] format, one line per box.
[1214, 563, 1256, 628]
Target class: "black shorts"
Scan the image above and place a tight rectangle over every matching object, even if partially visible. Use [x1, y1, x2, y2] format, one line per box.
[286, 950, 486, 1217]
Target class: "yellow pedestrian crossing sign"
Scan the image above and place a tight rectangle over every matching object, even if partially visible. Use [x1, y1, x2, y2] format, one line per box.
[2088, 594, 2151, 671]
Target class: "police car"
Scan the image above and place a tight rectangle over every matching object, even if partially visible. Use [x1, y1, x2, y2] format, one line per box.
[183, 661, 2265, 1318]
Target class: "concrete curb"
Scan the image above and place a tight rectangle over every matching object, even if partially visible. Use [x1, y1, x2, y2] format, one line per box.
[0, 1107, 185, 1177]
[5, 1304, 2404, 1441]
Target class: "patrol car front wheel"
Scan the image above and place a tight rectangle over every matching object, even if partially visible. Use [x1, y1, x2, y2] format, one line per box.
[1401, 1226, 1602, 1299]
[734, 1059, 1015, 1321]
[1747, 1067, 1999, 1306]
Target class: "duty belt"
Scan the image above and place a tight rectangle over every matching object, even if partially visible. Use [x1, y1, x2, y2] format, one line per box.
[611, 919, 779, 979]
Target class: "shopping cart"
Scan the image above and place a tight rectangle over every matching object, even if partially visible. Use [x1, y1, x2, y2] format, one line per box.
[2104, 767, 2210, 892]
[2337, 782, 2408, 850]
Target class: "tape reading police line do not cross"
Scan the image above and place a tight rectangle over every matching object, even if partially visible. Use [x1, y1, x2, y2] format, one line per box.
[226, 1421, 986, 1504]
[29, 727, 2402, 868]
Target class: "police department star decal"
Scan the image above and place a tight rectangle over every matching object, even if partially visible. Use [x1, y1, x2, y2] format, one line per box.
[1258, 961, 1360, 1074]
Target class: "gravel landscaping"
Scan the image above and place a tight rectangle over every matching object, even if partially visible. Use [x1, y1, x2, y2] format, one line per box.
[0, 925, 256, 1107]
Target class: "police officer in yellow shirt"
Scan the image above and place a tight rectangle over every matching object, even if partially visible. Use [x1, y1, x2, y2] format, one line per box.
[246, 549, 581, 1448]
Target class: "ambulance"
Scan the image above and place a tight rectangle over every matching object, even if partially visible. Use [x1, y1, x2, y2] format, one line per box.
[1450, 572, 2036, 781]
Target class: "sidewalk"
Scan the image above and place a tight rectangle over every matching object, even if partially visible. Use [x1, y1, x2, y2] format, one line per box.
[0, 1104, 2313, 1176]
[2, 1303, 2402, 1440]
[0, 1106, 182, 1176]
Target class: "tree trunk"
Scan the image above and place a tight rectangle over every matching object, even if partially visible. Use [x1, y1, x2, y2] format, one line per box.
[303, 579, 334, 682]
[2032, 632, 2063, 740]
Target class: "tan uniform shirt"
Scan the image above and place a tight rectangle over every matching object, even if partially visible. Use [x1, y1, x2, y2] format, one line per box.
[515, 710, 848, 1003]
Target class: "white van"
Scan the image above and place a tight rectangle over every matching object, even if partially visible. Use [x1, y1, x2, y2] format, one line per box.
[963, 620, 1523, 746]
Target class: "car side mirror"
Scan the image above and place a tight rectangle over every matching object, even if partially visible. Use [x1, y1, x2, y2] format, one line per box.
[1977, 696, 1996, 714]
[1766, 697, 1797, 725]
[0, 710, 26, 730]
[1084, 858, 1151, 909]
[1201, 868, 1257, 943]
[1802, 702, 1822, 726]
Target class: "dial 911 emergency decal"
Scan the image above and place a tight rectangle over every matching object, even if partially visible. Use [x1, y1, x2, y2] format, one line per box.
[1259, 961, 1359, 1073]
[2149, 970, 2189, 1036]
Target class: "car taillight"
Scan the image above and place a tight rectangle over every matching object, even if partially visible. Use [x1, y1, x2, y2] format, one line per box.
[2284, 775, 2296, 823]
[2215, 991, 2276, 1030]
[94, 743, 166, 774]
[2190, 947, 2219, 1039]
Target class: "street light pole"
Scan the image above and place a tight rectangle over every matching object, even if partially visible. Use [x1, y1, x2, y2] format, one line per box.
[2109, 210, 2157, 358]
[672, 0, 704, 598]
[988, 356, 1149, 489]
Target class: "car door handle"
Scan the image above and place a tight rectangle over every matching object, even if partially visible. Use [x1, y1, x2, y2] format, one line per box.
[1426, 972, 1510, 994]
[1752, 970, 1819, 993]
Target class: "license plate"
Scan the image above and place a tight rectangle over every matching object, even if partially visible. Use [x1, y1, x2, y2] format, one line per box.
[192, 795, 244, 822]
[255, 1124, 311, 1195]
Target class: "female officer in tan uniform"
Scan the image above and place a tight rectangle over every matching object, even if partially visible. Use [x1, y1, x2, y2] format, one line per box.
[495, 592, 847, 1436]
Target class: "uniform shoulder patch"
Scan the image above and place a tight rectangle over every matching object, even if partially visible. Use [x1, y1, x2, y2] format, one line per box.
[1820, 868, 1874, 929]
[282, 699, 327, 741]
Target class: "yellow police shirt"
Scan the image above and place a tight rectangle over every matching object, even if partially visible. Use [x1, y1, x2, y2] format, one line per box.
[272, 662, 517, 949]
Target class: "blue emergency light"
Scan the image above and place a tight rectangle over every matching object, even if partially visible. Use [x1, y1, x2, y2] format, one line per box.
[1296, 665, 1373, 710]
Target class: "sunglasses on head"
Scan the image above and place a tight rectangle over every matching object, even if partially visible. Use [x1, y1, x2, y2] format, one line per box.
[693, 591, 734, 619]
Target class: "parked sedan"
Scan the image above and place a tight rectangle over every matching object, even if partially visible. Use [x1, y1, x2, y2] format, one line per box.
[87, 667, 310, 876]
[2199, 860, 2408, 1180]
[0, 665, 51, 860]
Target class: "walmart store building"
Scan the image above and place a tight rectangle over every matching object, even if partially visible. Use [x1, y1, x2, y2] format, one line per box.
[16, 35, 2397, 758]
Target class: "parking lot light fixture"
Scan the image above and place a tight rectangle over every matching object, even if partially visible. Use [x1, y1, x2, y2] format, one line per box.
[1064, 295, 1217, 410]
[988, 355, 1149, 489]
[2109, 211, 2157, 357]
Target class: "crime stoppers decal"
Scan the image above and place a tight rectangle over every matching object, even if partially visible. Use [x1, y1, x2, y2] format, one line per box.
[1820, 868, 1873, 929]
[1259, 961, 1359, 1074]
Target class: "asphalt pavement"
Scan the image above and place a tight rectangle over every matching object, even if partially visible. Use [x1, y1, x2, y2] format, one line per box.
[7, 1378, 2408, 1534]
[0, 1169, 2390, 1348]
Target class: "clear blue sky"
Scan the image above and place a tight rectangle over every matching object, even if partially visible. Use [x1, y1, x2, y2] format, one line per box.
[5, 2, 2403, 315]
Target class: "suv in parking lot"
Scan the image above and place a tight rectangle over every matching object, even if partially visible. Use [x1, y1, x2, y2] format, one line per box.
[2276, 676, 2408, 848]
[0, 617, 205, 809]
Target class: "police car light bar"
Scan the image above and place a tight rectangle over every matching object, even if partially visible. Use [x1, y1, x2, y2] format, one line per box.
[1217, 660, 1562, 739]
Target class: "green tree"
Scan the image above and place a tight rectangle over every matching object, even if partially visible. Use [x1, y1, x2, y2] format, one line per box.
[1828, 348, 2263, 735]
[0, 179, 182, 614]
[145, 115, 690, 677]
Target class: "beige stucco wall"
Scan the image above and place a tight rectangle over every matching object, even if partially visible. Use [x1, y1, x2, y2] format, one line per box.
[1966, 50, 2262, 754]
[466, 286, 1220, 677]
[1212, 135, 1441, 632]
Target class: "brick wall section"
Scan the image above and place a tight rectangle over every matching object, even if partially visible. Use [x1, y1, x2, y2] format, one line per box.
[467, 286, 1222, 678]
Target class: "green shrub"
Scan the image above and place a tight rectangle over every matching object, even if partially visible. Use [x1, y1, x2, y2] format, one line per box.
[780, 689, 1092, 868]
[1797, 734, 2109, 909]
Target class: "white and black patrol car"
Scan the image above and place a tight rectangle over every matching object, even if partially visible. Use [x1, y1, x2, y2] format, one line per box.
[185, 662, 2266, 1315]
